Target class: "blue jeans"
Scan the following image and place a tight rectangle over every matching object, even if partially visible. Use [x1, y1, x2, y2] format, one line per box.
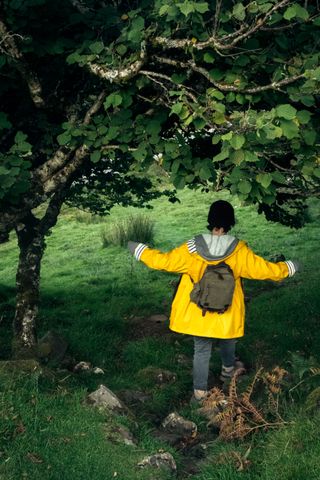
[193, 336, 237, 390]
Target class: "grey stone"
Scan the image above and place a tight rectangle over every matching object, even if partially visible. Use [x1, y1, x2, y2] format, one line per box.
[87, 385, 126, 412]
[162, 412, 197, 438]
[37, 330, 68, 363]
[175, 353, 191, 366]
[138, 452, 177, 474]
[106, 425, 136, 446]
[137, 367, 177, 384]
[92, 367, 105, 375]
[73, 361, 92, 372]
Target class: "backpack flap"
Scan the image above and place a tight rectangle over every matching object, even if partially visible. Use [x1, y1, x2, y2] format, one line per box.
[190, 262, 235, 315]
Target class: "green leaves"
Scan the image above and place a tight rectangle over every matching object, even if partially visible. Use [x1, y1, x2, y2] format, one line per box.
[203, 52, 215, 64]
[1, 0, 319, 226]
[90, 151, 101, 163]
[89, 42, 105, 54]
[11, 132, 32, 154]
[57, 132, 72, 146]
[238, 179, 252, 194]
[176, 1, 209, 16]
[230, 134, 245, 150]
[0, 131, 32, 202]
[127, 15, 145, 43]
[275, 104, 297, 120]
[256, 173, 272, 189]
[104, 93, 123, 110]
[280, 120, 299, 139]
[297, 110, 311, 124]
[132, 143, 148, 162]
[284, 4, 309, 21]
[170, 102, 184, 116]
[232, 3, 246, 21]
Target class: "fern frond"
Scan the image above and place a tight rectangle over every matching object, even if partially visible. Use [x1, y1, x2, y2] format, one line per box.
[228, 372, 238, 402]
[241, 396, 267, 424]
[234, 413, 247, 439]
[213, 407, 232, 426]
[242, 367, 263, 403]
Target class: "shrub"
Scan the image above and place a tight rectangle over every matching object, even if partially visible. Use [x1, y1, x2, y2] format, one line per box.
[101, 214, 155, 247]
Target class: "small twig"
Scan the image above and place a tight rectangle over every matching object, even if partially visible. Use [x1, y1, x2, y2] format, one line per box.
[288, 378, 306, 393]
[213, 0, 222, 36]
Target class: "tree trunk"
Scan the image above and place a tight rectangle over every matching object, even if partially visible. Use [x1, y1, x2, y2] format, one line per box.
[13, 214, 45, 358]
[12, 188, 67, 358]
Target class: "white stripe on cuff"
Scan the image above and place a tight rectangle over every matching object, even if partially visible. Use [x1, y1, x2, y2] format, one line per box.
[187, 238, 197, 254]
[285, 260, 295, 277]
[134, 243, 148, 260]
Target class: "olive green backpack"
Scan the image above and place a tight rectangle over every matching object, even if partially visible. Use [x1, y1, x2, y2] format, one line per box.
[190, 262, 235, 316]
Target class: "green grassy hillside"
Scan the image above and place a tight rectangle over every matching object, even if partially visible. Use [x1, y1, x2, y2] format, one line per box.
[0, 189, 319, 479]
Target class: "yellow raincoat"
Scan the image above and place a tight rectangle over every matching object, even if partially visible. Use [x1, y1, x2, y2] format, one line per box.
[133, 236, 295, 339]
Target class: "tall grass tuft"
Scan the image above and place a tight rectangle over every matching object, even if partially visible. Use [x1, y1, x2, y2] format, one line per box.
[74, 210, 107, 224]
[101, 214, 155, 247]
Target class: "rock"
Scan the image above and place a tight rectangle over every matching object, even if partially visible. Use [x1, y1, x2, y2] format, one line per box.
[92, 367, 105, 375]
[162, 412, 197, 438]
[37, 330, 68, 363]
[105, 425, 136, 446]
[137, 367, 176, 385]
[87, 385, 126, 412]
[138, 452, 177, 474]
[73, 363, 105, 374]
[175, 353, 191, 366]
[73, 361, 92, 372]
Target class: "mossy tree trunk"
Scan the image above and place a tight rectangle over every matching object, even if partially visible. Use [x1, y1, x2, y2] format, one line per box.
[12, 189, 67, 358]
[13, 214, 45, 358]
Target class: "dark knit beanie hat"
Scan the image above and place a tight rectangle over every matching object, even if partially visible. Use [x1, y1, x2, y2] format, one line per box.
[207, 200, 235, 232]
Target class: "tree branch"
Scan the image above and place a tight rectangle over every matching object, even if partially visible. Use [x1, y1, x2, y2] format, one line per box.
[0, 18, 45, 108]
[153, 0, 291, 52]
[0, 90, 107, 237]
[33, 90, 107, 183]
[213, 0, 222, 36]
[219, 0, 292, 50]
[140, 69, 198, 102]
[42, 145, 89, 195]
[87, 42, 146, 82]
[39, 185, 70, 235]
[153, 55, 304, 94]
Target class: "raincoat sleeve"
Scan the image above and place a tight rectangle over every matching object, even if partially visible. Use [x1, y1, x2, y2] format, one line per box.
[238, 244, 296, 281]
[131, 242, 191, 274]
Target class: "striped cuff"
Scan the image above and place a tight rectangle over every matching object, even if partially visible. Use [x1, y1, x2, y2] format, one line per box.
[134, 243, 148, 260]
[285, 260, 296, 277]
[186, 238, 196, 254]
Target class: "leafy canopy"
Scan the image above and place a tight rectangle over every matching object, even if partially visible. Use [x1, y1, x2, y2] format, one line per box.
[0, 0, 320, 227]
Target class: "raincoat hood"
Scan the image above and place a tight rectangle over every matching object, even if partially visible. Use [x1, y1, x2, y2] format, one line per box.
[186, 234, 239, 261]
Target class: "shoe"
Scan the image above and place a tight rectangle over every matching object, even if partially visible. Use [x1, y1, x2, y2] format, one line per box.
[190, 391, 208, 406]
[220, 360, 246, 382]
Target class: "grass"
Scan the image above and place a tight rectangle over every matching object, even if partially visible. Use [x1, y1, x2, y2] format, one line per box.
[101, 213, 155, 247]
[0, 189, 320, 479]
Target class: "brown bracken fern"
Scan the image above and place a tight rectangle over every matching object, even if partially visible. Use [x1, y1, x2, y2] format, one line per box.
[200, 367, 287, 440]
